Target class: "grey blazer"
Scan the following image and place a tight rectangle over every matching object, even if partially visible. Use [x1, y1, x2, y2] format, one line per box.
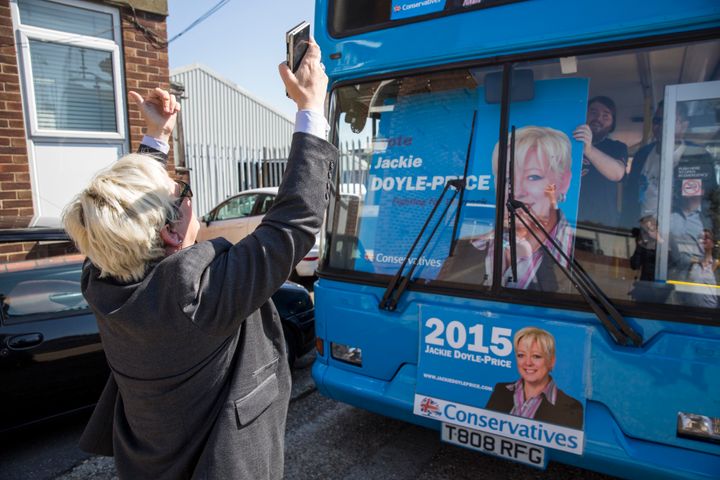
[79, 133, 338, 480]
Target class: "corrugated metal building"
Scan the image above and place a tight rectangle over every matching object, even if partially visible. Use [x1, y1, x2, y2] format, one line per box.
[170, 64, 294, 216]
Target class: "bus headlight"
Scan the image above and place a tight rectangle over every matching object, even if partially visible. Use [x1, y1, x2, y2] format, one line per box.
[677, 412, 720, 444]
[331, 342, 363, 366]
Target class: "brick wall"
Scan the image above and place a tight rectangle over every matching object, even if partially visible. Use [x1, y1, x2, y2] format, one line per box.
[0, 0, 32, 218]
[120, 6, 175, 172]
[0, 1, 172, 263]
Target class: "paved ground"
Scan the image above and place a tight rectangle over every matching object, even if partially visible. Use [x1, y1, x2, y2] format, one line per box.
[2, 350, 618, 480]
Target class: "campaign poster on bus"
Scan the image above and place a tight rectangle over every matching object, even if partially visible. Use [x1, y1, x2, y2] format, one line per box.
[353, 77, 589, 285]
[354, 85, 479, 278]
[414, 304, 590, 457]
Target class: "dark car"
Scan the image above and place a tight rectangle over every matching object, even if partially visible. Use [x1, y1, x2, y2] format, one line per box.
[0, 218, 315, 432]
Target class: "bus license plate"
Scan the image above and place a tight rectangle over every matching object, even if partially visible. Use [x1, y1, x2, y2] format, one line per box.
[441, 423, 547, 469]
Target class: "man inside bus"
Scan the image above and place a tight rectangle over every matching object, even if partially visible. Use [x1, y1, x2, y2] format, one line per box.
[626, 101, 718, 300]
[625, 102, 676, 282]
[572, 96, 628, 230]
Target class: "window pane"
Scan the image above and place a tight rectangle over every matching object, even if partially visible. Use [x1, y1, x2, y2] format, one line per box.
[29, 40, 117, 132]
[330, 0, 522, 36]
[501, 39, 719, 311]
[256, 195, 274, 215]
[329, 66, 503, 285]
[18, 0, 114, 40]
[0, 240, 87, 324]
[662, 97, 720, 308]
[216, 195, 257, 220]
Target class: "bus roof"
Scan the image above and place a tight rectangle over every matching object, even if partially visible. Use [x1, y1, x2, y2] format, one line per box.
[315, 0, 720, 80]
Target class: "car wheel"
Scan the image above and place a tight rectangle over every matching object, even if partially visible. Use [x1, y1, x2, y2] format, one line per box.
[283, 327, 297, 369]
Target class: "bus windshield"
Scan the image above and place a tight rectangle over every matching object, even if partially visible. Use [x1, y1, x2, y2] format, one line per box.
[326, 38, 720, 317]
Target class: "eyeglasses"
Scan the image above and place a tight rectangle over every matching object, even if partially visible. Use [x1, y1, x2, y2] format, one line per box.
[175, 180, 193, 205]
[176, 180, 193, 199]
[166, 180, 193, 225]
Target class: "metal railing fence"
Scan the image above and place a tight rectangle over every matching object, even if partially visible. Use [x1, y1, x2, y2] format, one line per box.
[185, 139, 371, 217]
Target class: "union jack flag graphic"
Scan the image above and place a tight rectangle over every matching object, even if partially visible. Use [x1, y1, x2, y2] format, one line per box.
[419, 397, 441, 416]
[394, 5, 402, 12]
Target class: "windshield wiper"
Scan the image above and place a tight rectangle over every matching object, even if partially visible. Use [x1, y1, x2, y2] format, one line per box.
[379, 179, 464, 311]
[507, 126, 519, 282]
[506, 126, 643, 347]
[449, 110, 477, 256]
[380, 111, 477, 311]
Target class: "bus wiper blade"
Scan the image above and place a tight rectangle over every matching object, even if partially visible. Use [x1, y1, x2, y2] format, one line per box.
[449, 110, 477, 257]
[507, 126, 518, 282]
[505, 124, 639, 346]
[379, 179, 464, 311]
[506, 198, 643, 347]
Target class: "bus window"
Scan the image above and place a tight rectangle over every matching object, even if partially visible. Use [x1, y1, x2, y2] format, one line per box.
[330, 0, 391, 35]
[329, 0, 525, 37]
[489, 39, 720, 309]
[328, 66, 503, 286]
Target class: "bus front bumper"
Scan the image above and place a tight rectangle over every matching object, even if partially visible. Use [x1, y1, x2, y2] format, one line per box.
[312, 360, 720, 480]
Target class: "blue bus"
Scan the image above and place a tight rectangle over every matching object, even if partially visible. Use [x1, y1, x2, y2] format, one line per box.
[311, 1, 720, 478]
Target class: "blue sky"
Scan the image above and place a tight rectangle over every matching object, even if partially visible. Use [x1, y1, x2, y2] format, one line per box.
[167, 1, 316, 119]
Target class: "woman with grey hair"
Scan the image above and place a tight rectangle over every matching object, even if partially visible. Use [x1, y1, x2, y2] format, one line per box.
[63, 40, 337, 479]
[485, 326, 583, 430]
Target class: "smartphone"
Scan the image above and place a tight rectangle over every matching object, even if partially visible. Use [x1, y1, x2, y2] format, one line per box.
[286, 21, 310, 73]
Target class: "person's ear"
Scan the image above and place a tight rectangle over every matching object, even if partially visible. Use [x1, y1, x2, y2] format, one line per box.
[550, 355, 557, 371]
[160, 223, 182, 248]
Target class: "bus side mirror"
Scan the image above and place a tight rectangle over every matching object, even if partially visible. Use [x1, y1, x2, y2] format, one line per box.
[480, 69, 535, 104]
[347, 102, 369, 133]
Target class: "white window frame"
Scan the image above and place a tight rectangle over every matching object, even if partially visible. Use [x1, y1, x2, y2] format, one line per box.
[11, 0, 126, 140]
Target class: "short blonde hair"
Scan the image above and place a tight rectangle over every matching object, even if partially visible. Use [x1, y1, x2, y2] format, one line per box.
[62, 154, 178, 283]
[492, 126, 572, 177]
[514, 326, 556, 361]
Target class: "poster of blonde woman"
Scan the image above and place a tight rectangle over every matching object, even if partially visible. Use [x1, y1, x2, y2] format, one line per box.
[437, 126, 574, 291]
[414, 305, 589, 456]
[354, 77, 587, 286]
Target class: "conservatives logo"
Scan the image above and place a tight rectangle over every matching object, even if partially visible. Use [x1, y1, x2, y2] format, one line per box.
[391, 0, 445, 20]
[414, 394, 585, 454]
[419, 397, 441, 416]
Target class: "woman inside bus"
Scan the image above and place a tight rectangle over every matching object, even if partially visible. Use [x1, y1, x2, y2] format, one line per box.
[437, 126, 574, 291]
[485, 327, 583, 430]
